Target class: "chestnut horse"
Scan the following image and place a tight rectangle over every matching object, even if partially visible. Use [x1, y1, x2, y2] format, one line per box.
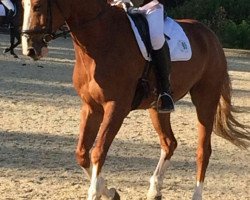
[21, 0, 249, 199]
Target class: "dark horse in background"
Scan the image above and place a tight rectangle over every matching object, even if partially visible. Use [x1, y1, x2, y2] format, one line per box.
[0, 0, 22, 58]
[0, 0, 68, 59]
[21, 0, 249, 199]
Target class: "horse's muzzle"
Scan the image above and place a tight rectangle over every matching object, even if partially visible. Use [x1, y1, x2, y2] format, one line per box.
[22, 34, 48, 60]
[26, 48, 36, 58]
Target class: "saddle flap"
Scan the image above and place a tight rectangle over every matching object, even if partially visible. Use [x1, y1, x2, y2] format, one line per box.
[127, 10, 152, 56]
[127, 14, 192, 62]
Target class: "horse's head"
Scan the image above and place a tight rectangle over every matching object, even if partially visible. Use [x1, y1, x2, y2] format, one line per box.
[21, 0, 70, 60]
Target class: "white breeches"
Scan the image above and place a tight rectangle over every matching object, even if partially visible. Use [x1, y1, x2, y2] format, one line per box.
[0, 5, 6, 16]
[139, 1, 165, 50]
[1, 0, 14, 11]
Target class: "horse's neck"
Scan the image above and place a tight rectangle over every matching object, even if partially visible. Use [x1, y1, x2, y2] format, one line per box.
[66, 2, 116, 56]
[69, 0, 107, 23]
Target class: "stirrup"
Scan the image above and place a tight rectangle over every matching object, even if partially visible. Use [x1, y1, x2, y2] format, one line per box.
[157, 92, 175, 113]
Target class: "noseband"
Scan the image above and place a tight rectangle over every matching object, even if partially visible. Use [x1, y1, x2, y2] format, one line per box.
[21, 0, 70, 44]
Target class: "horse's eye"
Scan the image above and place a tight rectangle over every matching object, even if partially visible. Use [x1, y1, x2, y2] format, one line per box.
[33, 4, 41, 12]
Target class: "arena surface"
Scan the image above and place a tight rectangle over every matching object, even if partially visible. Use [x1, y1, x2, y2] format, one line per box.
[0, 34, 249, 199]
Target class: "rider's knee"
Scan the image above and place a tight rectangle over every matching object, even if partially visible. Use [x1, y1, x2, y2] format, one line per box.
[151, 35, 165, 50]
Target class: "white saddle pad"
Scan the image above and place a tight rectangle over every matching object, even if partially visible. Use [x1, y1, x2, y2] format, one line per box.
[127, 15, 192, 62]
[0, 5, 6, 16]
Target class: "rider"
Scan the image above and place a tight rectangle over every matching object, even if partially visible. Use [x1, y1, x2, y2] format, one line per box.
[132, 0, 174, 113]
[0, 0, 15, 22]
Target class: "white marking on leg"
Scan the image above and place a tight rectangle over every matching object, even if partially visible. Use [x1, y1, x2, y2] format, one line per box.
[88, 164, 101, 200]
[87, 164, 115, 200]
[192, 181, 203, 200]
[147, 149, 170, 199]
[22, 0, 31, 55]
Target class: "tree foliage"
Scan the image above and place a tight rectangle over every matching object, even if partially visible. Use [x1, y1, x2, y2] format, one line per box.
[166, 0, 250, 49]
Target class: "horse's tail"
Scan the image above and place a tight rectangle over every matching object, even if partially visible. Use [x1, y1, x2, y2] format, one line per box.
[213, 71, 250, 149]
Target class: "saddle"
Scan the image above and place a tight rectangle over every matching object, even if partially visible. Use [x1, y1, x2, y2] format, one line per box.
[127, 8, 152, 110]
[125, 6, 192, 110]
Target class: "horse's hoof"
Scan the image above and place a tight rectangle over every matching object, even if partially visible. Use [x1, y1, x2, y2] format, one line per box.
[109, 188, 120, 200]
[3, 48, 10, 53]
[154, 196, 162, 200]
[147, 195, 162, 200]
[12, 54, 18, 58]
[112, 190, 120, 200]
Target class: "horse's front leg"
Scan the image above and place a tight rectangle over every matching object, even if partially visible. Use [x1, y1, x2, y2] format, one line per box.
[75, 104, 118, 199]
[147, 109, 177, 200]
[75, 104, 103, 179]
[88, 101, 127, 200]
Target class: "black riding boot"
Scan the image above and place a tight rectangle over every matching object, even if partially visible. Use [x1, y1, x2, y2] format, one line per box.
[5, 9, 14, 25]
[152, 42, 175, 113]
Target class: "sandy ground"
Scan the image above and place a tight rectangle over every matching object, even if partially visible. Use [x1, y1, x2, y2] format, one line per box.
[0, 34, 249, 200]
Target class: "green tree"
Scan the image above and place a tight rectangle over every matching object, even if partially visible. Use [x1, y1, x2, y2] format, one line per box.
[168, 0, 250, 49]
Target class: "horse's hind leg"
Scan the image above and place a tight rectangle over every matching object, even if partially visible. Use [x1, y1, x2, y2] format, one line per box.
[147, 108, 177, 200]
[190, 79, 221, 200]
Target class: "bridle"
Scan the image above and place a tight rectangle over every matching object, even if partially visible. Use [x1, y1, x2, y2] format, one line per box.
[21, 0, 70, 44]
[21, 0, 109, 44]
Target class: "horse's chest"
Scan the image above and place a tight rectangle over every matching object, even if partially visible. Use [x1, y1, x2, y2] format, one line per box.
[76, 79, 106, 105]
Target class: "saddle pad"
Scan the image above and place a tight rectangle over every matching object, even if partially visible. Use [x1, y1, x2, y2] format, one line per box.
[164, 17, 192, 61]
[127, 15, 192, 62]
[0, 5, 6, 16]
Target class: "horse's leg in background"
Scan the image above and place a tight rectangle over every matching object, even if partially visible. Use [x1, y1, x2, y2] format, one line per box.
[9, 27, 18, 58]
[4, 26, 21, 58]
[147, 108, 177, 200]
[189, 77, 221, 200]
[3, 25, 13, 53]
[88, 101, 128, 200]
[10, 26, 21, 57]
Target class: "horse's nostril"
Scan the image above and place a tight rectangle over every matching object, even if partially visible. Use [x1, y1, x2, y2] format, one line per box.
[27, 48, 36, 57]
